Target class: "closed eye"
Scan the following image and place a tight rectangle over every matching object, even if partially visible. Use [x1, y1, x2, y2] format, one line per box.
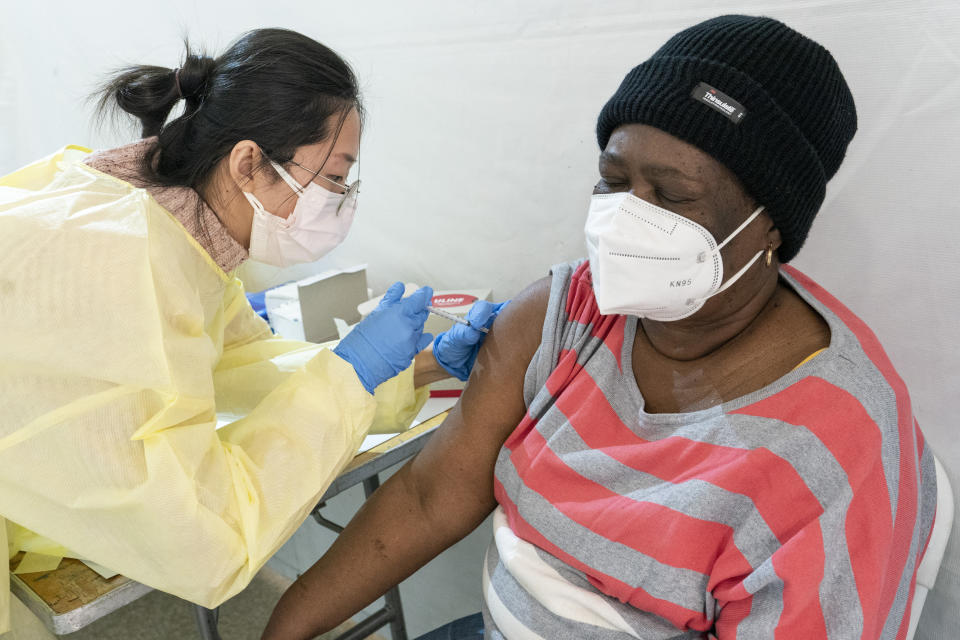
[656, 189, 694, 204]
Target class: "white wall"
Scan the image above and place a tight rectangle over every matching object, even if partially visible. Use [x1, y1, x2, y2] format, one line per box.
[4, 1, 957, 434]
[4, 0, 959, 635]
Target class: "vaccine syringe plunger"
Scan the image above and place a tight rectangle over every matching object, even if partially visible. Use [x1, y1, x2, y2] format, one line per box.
[427, 306, 489, 334]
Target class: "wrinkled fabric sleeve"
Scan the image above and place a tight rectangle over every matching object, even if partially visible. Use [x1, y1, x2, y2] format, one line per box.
[368, 366, 430, 434]
[212, 306, 429, 435]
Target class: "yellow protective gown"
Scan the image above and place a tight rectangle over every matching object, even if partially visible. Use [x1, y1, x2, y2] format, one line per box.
[0, 147, 427, 633]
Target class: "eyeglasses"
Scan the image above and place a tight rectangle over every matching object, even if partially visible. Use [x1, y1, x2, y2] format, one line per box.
[288, 159, 361, 215]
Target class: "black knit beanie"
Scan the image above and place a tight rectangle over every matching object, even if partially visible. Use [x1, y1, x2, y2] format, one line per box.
[596, 15, 857, 262]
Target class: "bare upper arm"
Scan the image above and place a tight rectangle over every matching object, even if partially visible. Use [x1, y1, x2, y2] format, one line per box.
[408, 275, 553, 530]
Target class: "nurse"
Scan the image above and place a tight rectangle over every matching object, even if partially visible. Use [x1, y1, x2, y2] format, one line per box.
[0, 27, 498, 632]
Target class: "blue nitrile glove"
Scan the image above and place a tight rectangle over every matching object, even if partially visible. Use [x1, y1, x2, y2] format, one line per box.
[433, 300, 509, 381]
[245, 291, 270, 323]
[334, 282, 435, 394]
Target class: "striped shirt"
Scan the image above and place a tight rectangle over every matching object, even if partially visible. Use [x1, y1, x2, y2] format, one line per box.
[484, 261, 937, 639]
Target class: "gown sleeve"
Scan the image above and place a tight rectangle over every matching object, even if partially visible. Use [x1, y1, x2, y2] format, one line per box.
[0, 149, 427, 626]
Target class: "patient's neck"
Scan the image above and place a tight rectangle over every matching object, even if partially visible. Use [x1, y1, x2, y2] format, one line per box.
[640, 272, 780, 362]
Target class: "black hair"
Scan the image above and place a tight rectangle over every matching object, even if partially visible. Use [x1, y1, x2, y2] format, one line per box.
[94, 28, 364, 194]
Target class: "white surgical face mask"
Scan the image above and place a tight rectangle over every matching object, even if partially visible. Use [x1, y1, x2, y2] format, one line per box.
[244, 160, 359, 268]
[585, 191, 765, 321]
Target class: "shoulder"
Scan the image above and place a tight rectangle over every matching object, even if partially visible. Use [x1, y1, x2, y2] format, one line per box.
[83, 138, 158, 187]
[779, 266, 911, 431]
[1, 151, 152, 234]
[493, 260, 592, 353]
[1, 151, 220, 295]
[485, 274, 551, 363]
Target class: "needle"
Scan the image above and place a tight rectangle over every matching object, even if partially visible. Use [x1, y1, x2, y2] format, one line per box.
[427, 306, 489, 334]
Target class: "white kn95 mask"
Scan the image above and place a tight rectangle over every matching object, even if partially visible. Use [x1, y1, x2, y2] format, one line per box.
[585, 191, 765, 321]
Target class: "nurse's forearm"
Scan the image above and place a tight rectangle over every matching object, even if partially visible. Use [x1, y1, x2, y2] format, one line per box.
[413, 349, 450, 387]
[260, 460, 481, 640]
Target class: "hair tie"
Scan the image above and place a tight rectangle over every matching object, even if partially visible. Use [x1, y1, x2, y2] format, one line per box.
[173, 68, 184, 100]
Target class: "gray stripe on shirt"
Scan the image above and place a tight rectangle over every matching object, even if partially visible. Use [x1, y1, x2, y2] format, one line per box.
[736, 560, 785, 637]
[880, 442, 938, 639]
[497, 455, 710, 612]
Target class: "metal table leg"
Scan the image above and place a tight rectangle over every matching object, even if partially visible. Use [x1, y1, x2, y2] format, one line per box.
[329, 475, 408, 640]
[383, 581, 408, 640]
[363, 476, 408, 640]
[194, 604, 222, 640]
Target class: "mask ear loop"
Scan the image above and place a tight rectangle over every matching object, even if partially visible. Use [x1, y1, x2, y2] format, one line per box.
[689, 205, 767, 304]
[687, 249, 765, 306]
[269, 160, 307, 196]
[242, 191, 269, 216]
[714, 205, 765, 251]
[240, 157, 304, 223]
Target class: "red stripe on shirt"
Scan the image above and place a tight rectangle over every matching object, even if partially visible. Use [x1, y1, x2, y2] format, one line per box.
[493, 476, 714, 632]
[714, 596, 753, 639]
[565, 261, 597, 320]
[771, 520, 829, 638]
[914, 419, 925, 460]
[564, 263, 626, 370]
[894, 560, 920, 640]
[542, 348, 584, 398]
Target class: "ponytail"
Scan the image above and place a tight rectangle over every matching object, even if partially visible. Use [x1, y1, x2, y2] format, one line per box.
[92, 30, 363, 191]
[95, 45, 215, 139]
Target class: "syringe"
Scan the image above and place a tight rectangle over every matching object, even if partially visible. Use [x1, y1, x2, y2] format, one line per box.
[427, 306, 489, 334]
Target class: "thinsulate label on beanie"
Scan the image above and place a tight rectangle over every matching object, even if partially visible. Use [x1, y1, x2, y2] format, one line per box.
[692, 82, 747, 124]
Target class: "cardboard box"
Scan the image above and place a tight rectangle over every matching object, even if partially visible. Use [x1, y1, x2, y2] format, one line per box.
[299, 266, 368, 343]
[265, 265, 369, 343]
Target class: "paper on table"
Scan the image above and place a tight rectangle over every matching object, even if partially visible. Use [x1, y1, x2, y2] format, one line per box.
[79, 559, 119, 580]
[333, 317, 355, 339]
[357, 395, 457, 453]
[13, 552, 62, 575]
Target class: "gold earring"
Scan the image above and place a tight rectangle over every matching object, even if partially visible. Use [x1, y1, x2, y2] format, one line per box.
[765, 245, 774, 267]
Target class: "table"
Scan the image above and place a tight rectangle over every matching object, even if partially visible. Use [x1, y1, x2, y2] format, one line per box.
[8, 410, 450, 639]
[8, 556, 152, 635]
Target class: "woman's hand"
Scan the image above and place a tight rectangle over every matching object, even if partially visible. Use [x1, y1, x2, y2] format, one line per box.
[333, 282, 434, 393]
[432, 300, 509, 381]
